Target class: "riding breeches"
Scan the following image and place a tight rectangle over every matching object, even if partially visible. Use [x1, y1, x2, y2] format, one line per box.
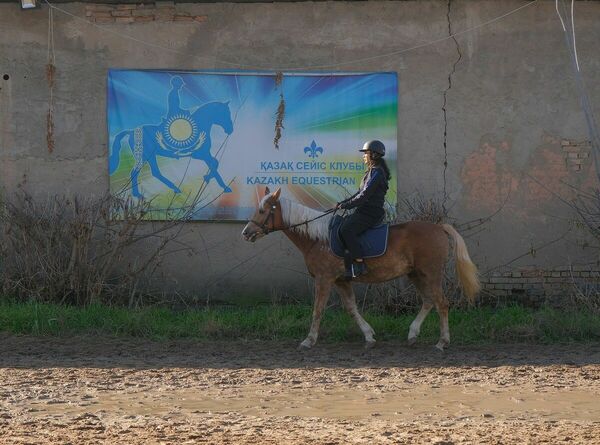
[339, 212, 381, 260]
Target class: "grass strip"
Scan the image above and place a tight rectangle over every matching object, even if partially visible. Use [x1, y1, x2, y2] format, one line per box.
[0, 301, 598, 343]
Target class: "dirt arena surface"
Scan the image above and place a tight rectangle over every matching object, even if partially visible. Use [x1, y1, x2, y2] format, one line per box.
[0, 335, 599, 444]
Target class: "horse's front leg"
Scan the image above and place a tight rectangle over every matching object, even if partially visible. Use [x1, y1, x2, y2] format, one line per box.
[148, 157, 182, 194]
[335, 281, 376, 348]
[299, 276, 333, 350]
[201, 153, 232, 193]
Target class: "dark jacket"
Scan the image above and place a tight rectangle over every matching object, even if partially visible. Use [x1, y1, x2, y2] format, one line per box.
[339, 166, 389, 219]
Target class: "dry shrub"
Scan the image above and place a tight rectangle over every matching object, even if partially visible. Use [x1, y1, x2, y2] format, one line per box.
[274, 93, 285, 149]
[569, 270, 600, 315]
[398, 192, 451, 224]
[569, 190, 600, 314]
[273, 71, 285, 149]
[0, 192, 193, 307]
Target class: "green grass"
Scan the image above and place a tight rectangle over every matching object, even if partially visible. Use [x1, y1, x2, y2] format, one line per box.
[0, 301, 598, 343]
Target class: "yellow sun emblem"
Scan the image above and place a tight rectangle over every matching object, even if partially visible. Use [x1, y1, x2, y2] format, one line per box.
[162, 114, 198, 148]
[169, 118, 193, 142]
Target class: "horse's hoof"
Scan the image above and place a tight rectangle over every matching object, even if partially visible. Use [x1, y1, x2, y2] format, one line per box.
[365, 340, 376, 350]
[435, 341, 447, 352]
[298, 340, 312, 350]
[407, 337, 417, 346]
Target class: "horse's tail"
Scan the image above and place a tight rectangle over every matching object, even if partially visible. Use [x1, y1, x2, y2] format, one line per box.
[441, 224, 480, 304]
[109, 130, 132, 175]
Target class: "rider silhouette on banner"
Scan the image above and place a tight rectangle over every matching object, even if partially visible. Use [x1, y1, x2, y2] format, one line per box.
[168, 77, 186, 118]
[109, 75, 233, 198]
[156, 76, 205, 157]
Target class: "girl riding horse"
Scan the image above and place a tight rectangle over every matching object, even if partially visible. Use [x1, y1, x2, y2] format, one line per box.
[336, 140, 391, 279]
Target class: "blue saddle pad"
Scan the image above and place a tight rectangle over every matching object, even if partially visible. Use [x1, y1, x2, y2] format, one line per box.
[328, 215, 389, 259]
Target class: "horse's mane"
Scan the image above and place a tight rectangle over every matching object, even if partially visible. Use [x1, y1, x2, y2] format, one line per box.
[193, 101, 227, 112]
[277, 197, 333, 242]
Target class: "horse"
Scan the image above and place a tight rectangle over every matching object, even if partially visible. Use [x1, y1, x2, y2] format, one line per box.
[109, 101, 234, 198]
[241, 187, 480, 351]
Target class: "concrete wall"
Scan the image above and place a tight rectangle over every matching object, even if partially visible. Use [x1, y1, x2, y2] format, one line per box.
[1, 0, 599, 300]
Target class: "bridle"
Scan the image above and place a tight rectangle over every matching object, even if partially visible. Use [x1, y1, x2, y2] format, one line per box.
[248, 202, 336, 237]
[248, 204, 278, 236]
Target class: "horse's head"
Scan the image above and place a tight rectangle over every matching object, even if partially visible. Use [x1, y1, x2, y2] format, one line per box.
[214, 101, 233, 135]
[191, 101, 234, 136]
[242, 187, 284, 242]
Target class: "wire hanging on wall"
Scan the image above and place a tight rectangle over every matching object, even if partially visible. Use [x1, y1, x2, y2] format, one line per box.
[555, 0, 600, 182]
[41, 0, 538, 72]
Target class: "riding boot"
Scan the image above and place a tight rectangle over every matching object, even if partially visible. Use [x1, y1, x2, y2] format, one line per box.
[343, 250, 353, 281]
[352, 261, 368, 278]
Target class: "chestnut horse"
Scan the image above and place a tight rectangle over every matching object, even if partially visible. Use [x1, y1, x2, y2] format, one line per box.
[241, 187, 480, 351]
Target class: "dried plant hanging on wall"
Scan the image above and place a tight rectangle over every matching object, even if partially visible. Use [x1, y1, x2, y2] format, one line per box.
[46, 8, 56, 153]
[273, 71, 285, 149]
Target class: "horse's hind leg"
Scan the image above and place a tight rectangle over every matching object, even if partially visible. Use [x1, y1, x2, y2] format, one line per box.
[409, 274, 449, 350]
[335, 281, 376, 348]
[299, 276, 333, 350]
[131, 166, 143, 198]
[407, 299, 433, 345]
[432, 285, 450, 351]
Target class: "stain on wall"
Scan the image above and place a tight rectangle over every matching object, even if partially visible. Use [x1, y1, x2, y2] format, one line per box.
[460, 135, 518, 212]
[461, 133, 598, 216]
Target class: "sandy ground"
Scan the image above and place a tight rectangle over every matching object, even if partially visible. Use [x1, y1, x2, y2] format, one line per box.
[0, 334, 599, 444]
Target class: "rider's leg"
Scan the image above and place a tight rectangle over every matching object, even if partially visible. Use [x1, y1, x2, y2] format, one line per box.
[339, 213, 376, 277]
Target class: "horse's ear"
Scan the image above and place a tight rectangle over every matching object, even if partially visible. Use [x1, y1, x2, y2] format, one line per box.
[265, 186, 270, 196]
[272, 188, 281, 200]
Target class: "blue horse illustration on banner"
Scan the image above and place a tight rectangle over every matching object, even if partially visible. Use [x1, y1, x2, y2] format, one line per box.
[109, 76, 233, 198]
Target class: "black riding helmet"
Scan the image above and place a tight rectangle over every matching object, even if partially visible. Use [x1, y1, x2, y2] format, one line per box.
[358, 140, 385, 158]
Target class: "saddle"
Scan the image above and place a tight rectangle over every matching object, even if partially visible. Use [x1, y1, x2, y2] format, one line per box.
[328, 214, 389, 259]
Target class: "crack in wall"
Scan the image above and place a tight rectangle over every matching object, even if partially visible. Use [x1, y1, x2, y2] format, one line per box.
[442, 0, 462, 212]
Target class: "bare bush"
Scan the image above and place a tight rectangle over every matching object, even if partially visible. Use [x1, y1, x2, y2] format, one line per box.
[566, 190, 600, 313]
[569, 265, 600, 315]
[397, 193, 451, 224]
[0, 192, 196, 307]
[572, 189, 600, 240]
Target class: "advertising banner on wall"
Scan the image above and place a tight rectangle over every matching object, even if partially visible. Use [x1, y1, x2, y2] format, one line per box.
[108, 69, 397, 220]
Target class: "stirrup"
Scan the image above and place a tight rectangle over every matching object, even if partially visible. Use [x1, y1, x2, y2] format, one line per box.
[344, 267, 353, 281]
[343, 250, 353, 281]
[352, 261, 367, 278]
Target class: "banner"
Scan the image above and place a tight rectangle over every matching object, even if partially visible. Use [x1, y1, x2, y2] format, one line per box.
[108, 69, 397, 220]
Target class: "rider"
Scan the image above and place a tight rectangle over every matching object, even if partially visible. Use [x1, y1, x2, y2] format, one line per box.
[336, 140, 391, 279]
[167, 76, 186, 118]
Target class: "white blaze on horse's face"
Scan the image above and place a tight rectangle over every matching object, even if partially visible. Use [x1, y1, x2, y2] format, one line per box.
[241, 197, 269, 242]
[241, 187, 281, 242]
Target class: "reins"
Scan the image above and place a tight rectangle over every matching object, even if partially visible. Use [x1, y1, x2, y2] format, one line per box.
[283, 207, 336, 231]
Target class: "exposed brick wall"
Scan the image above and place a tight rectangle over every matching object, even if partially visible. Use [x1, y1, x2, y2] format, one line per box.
[562, 138, 592, 172]
[85, 2, 208, 24]
[480, 266, 600, 307]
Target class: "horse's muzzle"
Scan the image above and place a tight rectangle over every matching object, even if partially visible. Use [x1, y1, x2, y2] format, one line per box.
[241, 226, 259, 242]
